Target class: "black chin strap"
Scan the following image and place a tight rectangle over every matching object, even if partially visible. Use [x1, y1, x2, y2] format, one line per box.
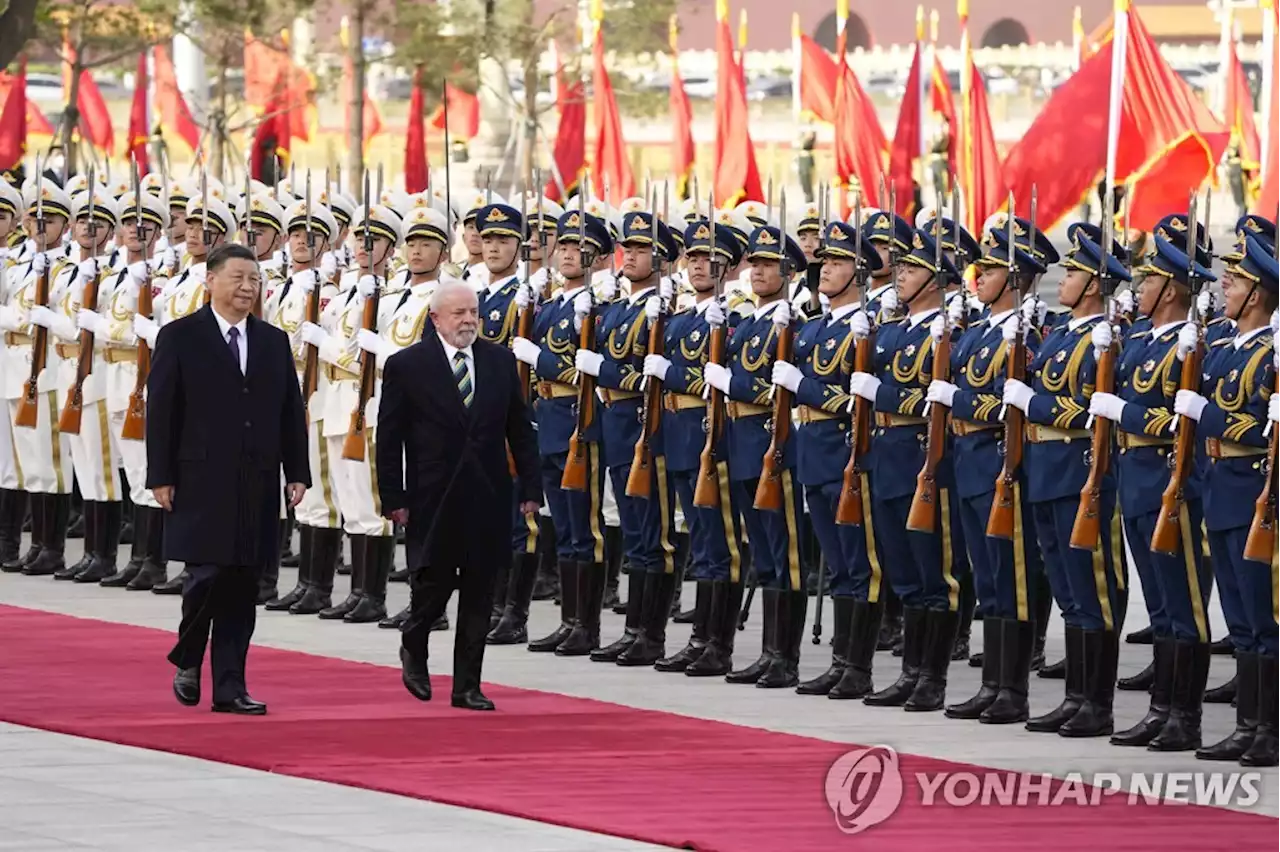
[1230, 281, 1258, 323]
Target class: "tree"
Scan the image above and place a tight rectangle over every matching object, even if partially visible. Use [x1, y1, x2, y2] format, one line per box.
[0, 0, 41, 74]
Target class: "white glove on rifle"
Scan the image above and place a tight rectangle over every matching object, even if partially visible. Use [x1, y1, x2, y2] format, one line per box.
[356, 275, 377, 299]
[127, 260, 150, 291]
[572, 290, 592, 332]
[1021, 293, 1046, 326]
[1176, 323, 1199, 361]
[771, 300, 791, 329]
[319, 252, 338, 283]
[851, 309, 871, 341]
[1269, 394, 1280, 425]
[512, 336, 541, 367]
[1001, 315, 1022, 343]
[849, 371, 881, 402]
[880, 286, 900, 315]
[659, 276, 674, 301]
[528, 267, 549, 298]
[291, 269, 317, 294]
[1002, 378, 1034, 414]
[645, 295, 661, 323]
[133, 315, 159, 347]
[947, 292, 967, 324]
[597, 274, 619, 303]
[514, 284, 533, 311]
[1088, 391, 1127, 423]
[31, 251, 49, 275]
[160, 247, 178, 274]
[929, 315, 946, 342]
[77, 258, 98, 284]
[1174, 389, 1208, 422]
[705, 299, 726, 328]
[772, 361, 803, 393]
[1116, 289, 1135, 315]
[643, 354, 671, 382]
[703, 362, 731, 395]
[574, 349, 603, 377]
[926, 380, 958, 407]
[298, 321, 327, 349]
[1196, 290, 1215, 316]
[1091, 322, 1114, 357]
[29, 305, 75, 340]
[75, 309, 107, 336]
[356, 328, 389, 358]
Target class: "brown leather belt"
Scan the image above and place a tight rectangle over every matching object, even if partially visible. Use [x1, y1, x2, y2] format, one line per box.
[325, 364, 360, 382]
[1117, 431, 1173, 450]
[599, 389, 641, 405]
[55, 343, 80, 359]
[1206, 438, 1266, 460]
[537, 380, 577, 400]
[726, 401, 770, 419]
[951, 419, 1000, 437]
[5, 332, 32, 346]
[663, 392, 705, 412]
[798, 405, 837, 424]
[103, 348, 138, 364]
[876, 412, 927, 428]
[1026, 424, 1090, 444]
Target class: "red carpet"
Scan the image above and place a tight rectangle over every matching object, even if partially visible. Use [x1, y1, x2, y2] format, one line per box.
[0, 604, 1271, 850]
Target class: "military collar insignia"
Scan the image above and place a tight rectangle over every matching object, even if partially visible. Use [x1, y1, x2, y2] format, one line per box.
[750, 335, 761, 347]
[690, 329, 702, 341]
[905, 343, 917, 358]
[558, 317, 569, 328]
[1055, 349, 1068, 362]
[1227, 368, 1239, 383]
[825, 338, 837, 349]
[980, 346, 990, 359]
[489, 309, 501, 321]
[1142, 358, 1156, 372]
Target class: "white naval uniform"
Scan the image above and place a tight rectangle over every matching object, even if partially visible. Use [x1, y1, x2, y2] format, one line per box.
[0, 248, 25, 490]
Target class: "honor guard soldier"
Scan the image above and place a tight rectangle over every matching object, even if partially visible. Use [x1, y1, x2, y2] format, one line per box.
[0, 180, 26, 566]
[153, 192, 234, 326]
[1009, 226, 1129, 738]
[860, 210, 914, 323]
[154, 180, 192, 275]
[644, 218, 745, 676]
[703, 222, 809, 688]
[237, 193, 287, 300]
[1182, 236, 1277, 767]
[1090, 231, 1214, 752]
[511, 208, 612, 655]
[458, 190, 500, 288]
[776, 220, 886, 698]
[848, 226, 964, 710]
[325, 188, 357, 273]
[0, 180, 73, 576]
[589, 208, 680, 666]
[795, 203, 823, 266]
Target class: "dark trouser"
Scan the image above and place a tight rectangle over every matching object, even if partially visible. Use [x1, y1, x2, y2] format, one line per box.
[958, 486, 1041, 621]
[871, 490, 961, 611]
[732, 472, 804, 591]
[1031, 492, 1125, 632]
[167, 563, 259, 704]
[541, 450, 606, 563]
[401, 559, 497, 696]
[670, 462, 742, 583]
[1125, 504, 1209, 643]
[805, 477, 882, 602]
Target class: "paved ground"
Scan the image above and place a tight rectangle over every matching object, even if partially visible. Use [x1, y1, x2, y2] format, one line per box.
[1, 532, 1276, 850]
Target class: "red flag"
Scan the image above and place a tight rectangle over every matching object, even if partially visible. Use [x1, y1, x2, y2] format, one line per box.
[126, 52, 150, 174]
[959, 52, 1006, 234]
[889, 41, 924, 216]
[591, 21, 635, 205]
[152, 45, 200, 153]
[250, 74, 291, 182]
[544, 48, 586, 202]
[1224, 43, 1260, 171]
[1253, 0, 1278, 217]
[0, 60, 53, 144]
[669, 18, 695, 200]
[61, 31, 113, 153]
[403, 67, 428, 194]
[833, 31, 887, 214]
[713, 0, 762, 206]
[930, 54, 957, 176]
[0, 57, 31, 173]
[798, 34, 838, 123]
[243, 30, 280, 110]
[430, 83, 480, 140]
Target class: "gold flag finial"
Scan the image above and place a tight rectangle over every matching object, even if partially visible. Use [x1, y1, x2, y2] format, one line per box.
[836, 0, 849, 24]
[916, 6, 925, 41]
[930, 9, 940, 42]
[792, 11, 800, 40]
[738, 9, 748, 49]
[589, 0, 603, 25]
[957, 0, 969, 22]
[669, 13, 679, 52]
[716, 0, 729, 24]
[339, 16, 349, 50]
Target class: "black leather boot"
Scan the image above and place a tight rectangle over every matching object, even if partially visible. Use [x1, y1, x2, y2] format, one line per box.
[1240, 655, 1278, 767]
[531, 517, 559, 601]
[1148, 640, 1211, 752]
[55, 498, 93, 580]
[25, 494, 69, 577]
[656, 579, 714, 672]
[952, 573, 975, 661]
[830, 599, 883, 699]
[687, 580, 742, 677]
[490, 551, 512, 629]
[906, 608, 959, 712]
[1111, 636, 1176, 746]
[1126, 624, 1153, 644]
[279, 517, 297, 567]
[12, 492, 46, 575]
[1030, 573, 1052, 671]
[1203, 672, 1238, 704]
[798, 596, 854, 695]
[267, 524, 313, 610]
[127, 507, 167, 591]
[320, 533, 367, 619]
[1038, 656, 1068, 679]
[1117, 655, 1156, 691]
[101, 501, 147, 587]
[602, 525, 623, 610]
[946, 617, 1002, 719]
[726, 588, 779, 684]
[0, 489, 30, 572]
[865, 606, 926, 706]
[76, 501, 122, 583]
[593, 565, 645, 662]
[1027, 625, 1084, 732]
[1060, 628, 1119, 737]
[557, 560, 605, 656]
[488, 552, 539, 645]
[1197, 652, 1258, 761]
[529, 559, 578, 652]
[758, 590, 806, 688]
[345, 536, 392, 623]
[878, 590, 903, 651]
[291, 527, 340, 614]
[620, 569, 680, 667]
[980, 618, 1035, 724]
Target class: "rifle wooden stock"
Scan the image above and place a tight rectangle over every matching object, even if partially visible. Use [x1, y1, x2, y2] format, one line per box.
[626, 309, 666, 498]
[986, 333, 1027, 540]
[754, 323, 794, 511]
[15, 262, 53, 429]
[300, 286, 321, 421]
[58, 272, 104, 435]
[907, 328, 953, 532]
[693, 322, 727, 508]
[1243, 427, 1276, 563]
[341, 287, 381, 461]
[1070, 340, 1117, 549]
[1151, 339, 1203, 555]
[835, 328, 877, 526]
[121, 274, 154, 441]
[561, 302, 597, 492]
[510, 303, 536, 478]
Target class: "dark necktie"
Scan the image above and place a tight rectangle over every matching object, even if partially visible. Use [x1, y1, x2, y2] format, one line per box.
[453, 351, 473, 407]
[228, 326, 242, 373]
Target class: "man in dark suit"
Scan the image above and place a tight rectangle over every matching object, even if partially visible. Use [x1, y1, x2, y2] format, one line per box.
[377, 279, 541, 711]
[147, 242, 309, 715]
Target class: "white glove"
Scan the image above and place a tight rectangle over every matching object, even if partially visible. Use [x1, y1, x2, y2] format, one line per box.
[926, 379, 958, 407]
[1091, 322, 1114, 357]
[160, 247, 177, 272]
[599, 276, 619, 302]
[75, 309, 107, 335]
[0, 247, 8, 262]
[772, 361, 803, 393]
[643, 354, 671, 382]
[1196, 290, 1215, 316]
[880, 286, 900, 315]
[947, 292, 967, 324]
[356, 328, 387, 356]
[32, 251, 49, 275]
[298, 321, 327, 348]
[1002, 378, 1034, 414]
[1176, 323, 1199, 361]
[1116, 289, 1135, 315]
[849, 371, 882, 401]
[529, 267, 549, 298]
[771, 300, 791, 329]
[1002, 315, 1022, 343]
[703, 362, 731, 394]
[573, 290, 592, 322]
[929, 315, 946, 342]
[659, 276, 674, 301]
[705, 299, 726, 328]
[1174, 389, 1208, 422]
[512, 336, 541, 367]
[319, 252, 338, 282]
[574, 349, 603, 377]
[28, 305, 61, 331]
[0, 305, 25, 332]
[514, 284, 533, 311]
[1088, 391, 1127, 422]
[1022, 294, 1046, 326]
[1271, 309, 1279, 335]
[851, 309, 871, 341]
[356, 275, 377, 299]
[645, 295, 661, 323]
[789, 290, 812, 316]
[292, 269, 317, 294]
[77, 259, 98, 284]
[133, 315, 159, 347]
[127, 260, 149, 288]
[1269, 394, 1280, 425]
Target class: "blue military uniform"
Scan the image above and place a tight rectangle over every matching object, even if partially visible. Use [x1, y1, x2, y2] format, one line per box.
[524, 209, 612, 656]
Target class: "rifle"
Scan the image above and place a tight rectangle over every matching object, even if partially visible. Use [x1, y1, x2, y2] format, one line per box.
[1151, 190, 1207, 555]
[986, 187, 1036, 540]
[515, 171, 541, 397]
[342, 171, 379, 461]
[58, 166, 102, 435]
[300, 171, 321, 419]
[1244, 233, 1279, 563]
[836, 190, 873, 526]
[693, 189, 727, 509]
[906, 187, 954, 533]
[561, 184, 597, 492]
[243, 156, 263, 317]
[16, 152, 51, 430]
[754, 194, 794, 511]
[1070, 187, 1123, 549]
[626, 188, 667, 498]
[123, 163, 155, 441]
[200, 171, 213, 306]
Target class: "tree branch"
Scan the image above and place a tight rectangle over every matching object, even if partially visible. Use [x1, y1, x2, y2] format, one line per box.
[0, 0, 41, 71]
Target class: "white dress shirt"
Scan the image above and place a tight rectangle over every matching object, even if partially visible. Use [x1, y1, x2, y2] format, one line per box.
[441, 337, 476, 394]
[212, 308, 249, 374]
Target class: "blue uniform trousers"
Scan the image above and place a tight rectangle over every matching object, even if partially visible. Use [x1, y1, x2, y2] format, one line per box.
[805, 478, 883, 602]
[869, 490, 961, 611]
[733, 473, 804, 591]
[958, 486, 1041, 621]
[671, 464, 743, 583]
[541, 449, 606, 564]
[1031, 493, 1125, 632]
[608, 460, 679, 575]
[1207, 527, 1279, 657]
[1124, 504, 1210, 643]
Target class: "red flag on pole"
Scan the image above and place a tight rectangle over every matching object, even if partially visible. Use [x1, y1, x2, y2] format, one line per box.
[126, 52, 150, 174]
[152, 45, 200, 153]
[832, 16, 887, 214]
[250, 73, 292, 182]
[959, 45, 1007, 233]
[1224, 42, 1261, 172]
[545, 42, 586, 202]
[590, 2, 635, 205]
[403, 67, 428, 194]
[0, 57, 31, 174]
[430, 82, 480, 140]
[1253, 0, 1278, 216]
[797, 34, 839, 123]
[889, 37, 924, 217]
[713, 0, 762, 206]
[669, 16, 695, 200]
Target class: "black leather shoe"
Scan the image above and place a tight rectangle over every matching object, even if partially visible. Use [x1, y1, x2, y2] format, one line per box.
[212, 696, 267, 715]
[451, 689, 495, 711]
[379, 605, 410, 630]
[173, 667, 200, 706]
[1126, 625, 1154, 644]
[400, 647, 432, 701]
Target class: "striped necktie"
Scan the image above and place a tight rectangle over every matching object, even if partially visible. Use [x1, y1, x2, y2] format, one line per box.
[453, 350, 473, 407]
